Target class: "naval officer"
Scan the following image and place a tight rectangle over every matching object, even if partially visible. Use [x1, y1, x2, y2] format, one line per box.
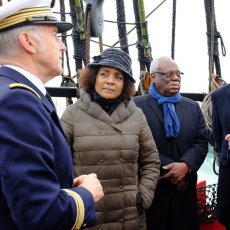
[0, 0, 104, 229]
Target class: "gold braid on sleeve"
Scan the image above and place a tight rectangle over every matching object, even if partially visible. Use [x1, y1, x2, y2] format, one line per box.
[62, 189, 85, 230]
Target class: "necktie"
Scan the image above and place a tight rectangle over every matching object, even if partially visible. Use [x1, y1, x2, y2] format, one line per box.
[46, 92, 55, 108]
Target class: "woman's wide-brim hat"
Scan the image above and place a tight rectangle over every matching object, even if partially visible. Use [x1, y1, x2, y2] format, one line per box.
[0, 0, 73, 33]
[87, 48, 136, 83]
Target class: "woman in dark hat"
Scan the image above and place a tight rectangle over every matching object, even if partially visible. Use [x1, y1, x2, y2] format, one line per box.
[61, 48, 160, 230]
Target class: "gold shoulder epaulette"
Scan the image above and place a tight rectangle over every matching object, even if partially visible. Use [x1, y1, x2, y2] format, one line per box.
[9, 83, 41, 100]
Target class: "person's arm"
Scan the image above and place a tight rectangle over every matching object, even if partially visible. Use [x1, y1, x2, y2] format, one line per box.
[61, 103, 74, 146]
[159, 153, 174, 166]
[159, 102, 208, 186]
[179, 102, 208, 173]
[138, 111, 160, 210]
[211, 92, 222, 153]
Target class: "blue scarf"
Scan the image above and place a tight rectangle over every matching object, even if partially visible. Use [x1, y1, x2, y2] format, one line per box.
[148, 84, 181, 138]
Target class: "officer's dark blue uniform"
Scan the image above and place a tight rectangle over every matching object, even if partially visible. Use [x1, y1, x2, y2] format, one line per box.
[0, 67, 96, 229]
[0, 0, 98, 229]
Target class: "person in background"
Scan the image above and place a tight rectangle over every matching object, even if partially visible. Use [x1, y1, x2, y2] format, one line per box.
[0, 0, 104, 229]
[134, 56, 208, 230]
[212, 85, 230, 230]
[61, 48, 160, 229]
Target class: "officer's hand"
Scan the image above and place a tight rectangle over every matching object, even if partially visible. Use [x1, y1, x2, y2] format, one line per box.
[73, 173, 104, 202]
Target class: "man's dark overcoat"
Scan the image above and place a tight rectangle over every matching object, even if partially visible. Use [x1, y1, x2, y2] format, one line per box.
[134, 94, 208, 230]
[212, 84, 230, 228]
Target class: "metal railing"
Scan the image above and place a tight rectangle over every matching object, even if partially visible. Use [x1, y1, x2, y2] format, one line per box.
[46, 86, 206, 102]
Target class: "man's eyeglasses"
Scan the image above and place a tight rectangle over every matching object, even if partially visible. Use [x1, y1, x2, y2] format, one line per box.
[154, 71, 184, 79]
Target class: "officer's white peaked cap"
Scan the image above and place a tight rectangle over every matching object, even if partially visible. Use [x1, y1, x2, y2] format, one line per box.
[0, 0, 72, 33]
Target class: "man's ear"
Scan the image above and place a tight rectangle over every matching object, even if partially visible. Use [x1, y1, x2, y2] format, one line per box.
[18, 32, 37, 54]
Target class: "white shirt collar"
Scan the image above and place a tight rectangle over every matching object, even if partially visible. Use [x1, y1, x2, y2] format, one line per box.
[4, 65, 46, 96]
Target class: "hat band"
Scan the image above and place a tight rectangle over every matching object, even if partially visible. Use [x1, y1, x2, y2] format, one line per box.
[0, 7, 53, 30]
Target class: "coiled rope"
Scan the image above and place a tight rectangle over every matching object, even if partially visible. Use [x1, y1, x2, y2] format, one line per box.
[202, 74, 227, 133]
[202, 74, 227, 175]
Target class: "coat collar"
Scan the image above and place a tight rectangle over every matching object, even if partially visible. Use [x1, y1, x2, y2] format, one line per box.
[0, 66, 67, 139]
[0, 66, 54, 113]
[79, 89, 136, 124]
[146, 94, 183, 126]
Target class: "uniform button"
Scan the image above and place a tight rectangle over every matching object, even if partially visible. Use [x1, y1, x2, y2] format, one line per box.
[119, 185, 123, 189]
[119, 158, 123, 163]
[100, 159, 104, 163]
[98, 130, 102, 133]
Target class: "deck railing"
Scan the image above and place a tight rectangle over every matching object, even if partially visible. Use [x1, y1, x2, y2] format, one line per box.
[46, 87, 206, 102]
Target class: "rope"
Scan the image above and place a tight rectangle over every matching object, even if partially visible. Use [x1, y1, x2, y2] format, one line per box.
[171, 0, 177, 59]
[58, 0, 74, 105]
[85, 10, 91, 65]
[202, 74, 226, 132]
[69, 0, 86, 70]
[209, 0, 215, 89]
[202, 74, 227, 175]
[116, 0, 129, 54]
[72, 30, 86, 68]
[204, 0, 226, 93]
[90, 39, 141, 49]
[112, 0, 167, 47]
[99, 36, 103, 53]
[104, 20, 136, 25]
[132, 0, 146, 71]
[203, 0, 227, 175]
[59, 0, 71, 78]
[203, 0, 227, 174]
